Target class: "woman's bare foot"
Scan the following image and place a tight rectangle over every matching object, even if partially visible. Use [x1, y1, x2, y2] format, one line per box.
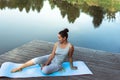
[11, 68, 22, 73]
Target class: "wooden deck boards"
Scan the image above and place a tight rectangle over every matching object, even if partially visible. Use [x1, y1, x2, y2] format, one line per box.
[0, 40, 120, 80]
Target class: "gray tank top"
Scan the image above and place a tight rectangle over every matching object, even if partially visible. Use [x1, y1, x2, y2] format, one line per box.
[51, 42, 70, 65]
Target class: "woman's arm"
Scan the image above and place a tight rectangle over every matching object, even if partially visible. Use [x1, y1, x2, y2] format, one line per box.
[68, 44, 77, 70]
[41, 42, 57, 69]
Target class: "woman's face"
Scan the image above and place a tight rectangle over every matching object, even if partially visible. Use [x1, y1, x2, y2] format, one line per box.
[57, 34, 66, 43]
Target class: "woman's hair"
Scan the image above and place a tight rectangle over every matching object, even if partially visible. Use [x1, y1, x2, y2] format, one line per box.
[59, 28, 69, 39]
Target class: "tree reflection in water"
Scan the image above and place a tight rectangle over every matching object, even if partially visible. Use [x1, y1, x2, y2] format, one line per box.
[89, 6, 104, 28]
[0, 0, 120, 28]
[0, 0, 44, 13]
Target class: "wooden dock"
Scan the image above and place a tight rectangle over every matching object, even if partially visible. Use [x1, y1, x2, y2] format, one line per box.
[0, 40, 120, 80]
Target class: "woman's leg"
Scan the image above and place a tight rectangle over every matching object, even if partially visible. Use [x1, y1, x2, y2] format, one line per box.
[32, 54, 50, 65]
[11, 59, 34, 73]
[42, 63, 62, 74]
[11, 54, 50, 73]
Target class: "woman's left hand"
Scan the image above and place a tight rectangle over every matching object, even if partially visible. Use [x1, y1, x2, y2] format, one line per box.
[41, 64, 46, 70]
[71, 66, 78, 70]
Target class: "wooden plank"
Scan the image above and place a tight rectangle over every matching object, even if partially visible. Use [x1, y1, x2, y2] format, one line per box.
[0, 40, 120, 80]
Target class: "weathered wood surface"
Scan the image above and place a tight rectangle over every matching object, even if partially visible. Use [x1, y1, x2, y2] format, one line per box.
[0, 40, 120, 80]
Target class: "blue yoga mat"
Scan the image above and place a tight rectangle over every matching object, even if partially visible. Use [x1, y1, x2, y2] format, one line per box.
[0, 61, 93, 78]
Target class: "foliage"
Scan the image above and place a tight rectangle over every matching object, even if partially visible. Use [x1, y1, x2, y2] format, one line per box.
[0, 0, 120, 27]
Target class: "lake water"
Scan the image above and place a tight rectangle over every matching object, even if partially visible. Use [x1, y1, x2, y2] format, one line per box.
[0, 0, 120, 54]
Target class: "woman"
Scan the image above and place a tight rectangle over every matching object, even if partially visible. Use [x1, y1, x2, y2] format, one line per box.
[11, 28, 77, 74]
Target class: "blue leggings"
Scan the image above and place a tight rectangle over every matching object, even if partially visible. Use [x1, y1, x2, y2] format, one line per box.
[31, 55, 62, 74]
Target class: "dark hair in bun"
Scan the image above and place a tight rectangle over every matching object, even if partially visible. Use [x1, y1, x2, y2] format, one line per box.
[59, 28, 69, 39]
[63, 28, 69, 33]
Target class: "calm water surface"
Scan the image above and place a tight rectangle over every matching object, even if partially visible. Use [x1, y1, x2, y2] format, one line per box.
[0, 0, 120, 54]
